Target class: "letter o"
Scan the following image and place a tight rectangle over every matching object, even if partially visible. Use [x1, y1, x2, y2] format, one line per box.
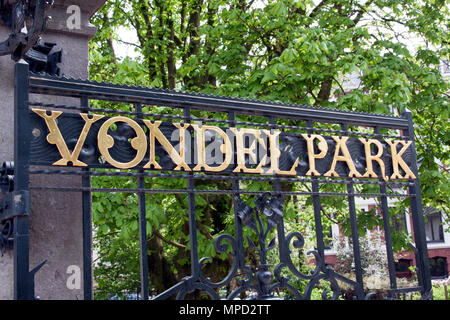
[97, 117, 147, 169]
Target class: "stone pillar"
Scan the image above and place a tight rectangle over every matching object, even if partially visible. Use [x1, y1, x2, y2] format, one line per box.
[0, 0, 106, 300]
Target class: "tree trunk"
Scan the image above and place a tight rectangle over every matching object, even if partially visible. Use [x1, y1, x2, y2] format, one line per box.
[317, 79, 333, 103]
[147, 235, 179, 298]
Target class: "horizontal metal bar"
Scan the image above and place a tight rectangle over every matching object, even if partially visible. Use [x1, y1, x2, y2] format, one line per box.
[28, 75, 410, 129]
[28, 101, 187, 121]
[27, 168, 414, 187]
[28, 185, 414, 197]
[27, 101, 408, 140]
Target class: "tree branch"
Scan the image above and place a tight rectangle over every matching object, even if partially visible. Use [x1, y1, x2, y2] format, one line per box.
[116, 39, 141, 48]
[309, 0, 328, 18]
[154, 230, 187, 249]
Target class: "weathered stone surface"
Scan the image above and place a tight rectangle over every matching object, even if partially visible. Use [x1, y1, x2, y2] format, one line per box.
[0, 0, 107, 300]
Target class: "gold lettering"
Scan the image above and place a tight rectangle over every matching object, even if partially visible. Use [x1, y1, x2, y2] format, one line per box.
[143, 121, 191, 171]
[191, 124, 232, 172]
[97, 116, 147, 169]
[38, 109, 419, 182]
[301, 134, 328, 176]
[32, 108, 104, 167]
[385, 140, 416, 180]
[359, 138, 388, 181]
[262, 129, 299, 175]
[324, 136, 362, 178]
[230, 128, 267, 173]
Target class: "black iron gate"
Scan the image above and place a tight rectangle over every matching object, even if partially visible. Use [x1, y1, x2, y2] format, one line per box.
[1, 60, 432, 300]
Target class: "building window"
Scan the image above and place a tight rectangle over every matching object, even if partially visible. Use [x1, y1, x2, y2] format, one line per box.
[391, 211, 407, 233]
[395, 259, 413, 278]
[429, 257, 448, 279]
[424, 210, 444, 243]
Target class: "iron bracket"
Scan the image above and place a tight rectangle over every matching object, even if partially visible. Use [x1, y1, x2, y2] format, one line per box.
[0, 190, 31, 222]
[0, 0, 53, 61]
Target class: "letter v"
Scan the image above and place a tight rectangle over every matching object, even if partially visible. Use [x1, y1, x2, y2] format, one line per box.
[33, 108, 104, 166]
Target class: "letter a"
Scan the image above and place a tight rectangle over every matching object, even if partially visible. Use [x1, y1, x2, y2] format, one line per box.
[324, 136, 362, 178]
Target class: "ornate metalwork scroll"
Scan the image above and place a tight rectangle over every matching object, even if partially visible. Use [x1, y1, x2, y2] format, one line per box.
[0, 1, 60, 75]
[154, 193, 367, 300]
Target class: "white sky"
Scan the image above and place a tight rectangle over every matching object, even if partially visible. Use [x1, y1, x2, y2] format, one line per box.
[112, 3, 429, 62]
[115, 27, 140, 60]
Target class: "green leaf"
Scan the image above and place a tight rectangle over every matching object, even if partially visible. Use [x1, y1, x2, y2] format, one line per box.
[261, 70, 277, 84]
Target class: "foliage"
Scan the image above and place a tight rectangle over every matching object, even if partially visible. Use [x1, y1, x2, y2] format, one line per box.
[432, 282, 449, 300]
[88, 0, 449, 298]
[93, 231, 142, 300]
[335, 230, 389, 277]
[334, 230, 420, 298]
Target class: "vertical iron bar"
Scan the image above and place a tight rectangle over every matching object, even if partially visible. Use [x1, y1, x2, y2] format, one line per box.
[185, 107, 199, 278]
[14, 60, 32, 299]
[229, 112, 245, 269]
[136, 103, 149, 300]
[269, 117, 287, 263]
[341, 124, 364, 299]
[374, 126, 397, 292]
[80, 96, 93, 300]
[401, 109, 432, 298]
[307, 120, 326, 268]
[269, 117, 281, 195]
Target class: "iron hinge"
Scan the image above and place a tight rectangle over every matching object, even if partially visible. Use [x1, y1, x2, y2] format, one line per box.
[0, 190, 31, 222]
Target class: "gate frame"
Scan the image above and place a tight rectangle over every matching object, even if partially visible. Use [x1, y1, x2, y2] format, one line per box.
[7, 59, 432, 300]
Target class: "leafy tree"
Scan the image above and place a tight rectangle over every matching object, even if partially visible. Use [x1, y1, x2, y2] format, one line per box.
[88, 0, 449, 299]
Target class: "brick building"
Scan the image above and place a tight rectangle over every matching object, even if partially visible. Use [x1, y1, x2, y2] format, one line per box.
[323, 197, 450, 280]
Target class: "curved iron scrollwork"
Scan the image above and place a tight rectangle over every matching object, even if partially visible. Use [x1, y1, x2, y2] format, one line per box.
[0, 1, 60, 75]
[0, 219, 13, 255]
[155, 193, 365, 300]
[0, 161, 14, 255]
[0, 161, 14, 193]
